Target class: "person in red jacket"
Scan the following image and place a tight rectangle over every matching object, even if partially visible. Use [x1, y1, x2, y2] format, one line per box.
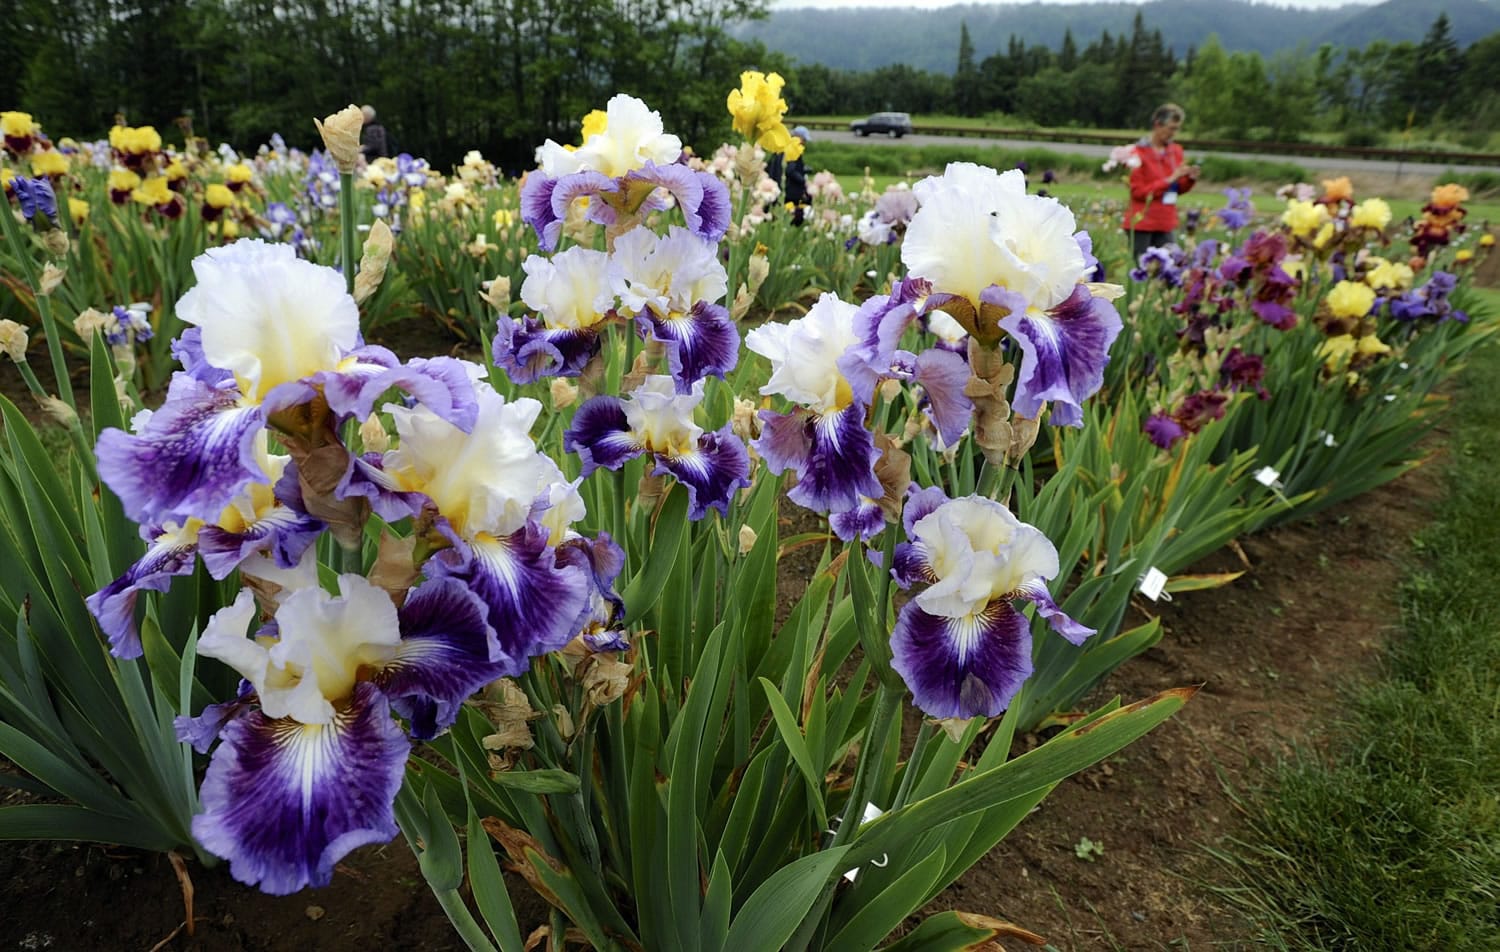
[1124, 103, 1199, 260]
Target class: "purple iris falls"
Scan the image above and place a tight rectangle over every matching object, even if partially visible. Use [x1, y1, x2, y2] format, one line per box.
[994, 283, 1124, 428]
[754, 403, 882, 515]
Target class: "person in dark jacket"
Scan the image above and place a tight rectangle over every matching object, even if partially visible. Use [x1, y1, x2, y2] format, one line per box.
[1123, 103, 1199, 259]
[765, 126, 811, 224]
[360, 105, 391, 161]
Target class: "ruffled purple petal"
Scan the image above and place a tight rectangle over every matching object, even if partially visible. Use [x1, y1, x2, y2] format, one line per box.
[491, 316, 602, 386]
[913, 348, 973, 447]
[636, 300, 738, 392]
[839, 278, 929, 404]
[174, 683, 253, 754]
[520, 172, 562, 250]
[554, 170, 620, 229]
[85, 529, 200, 659]
[889, 540, 934, 588]
[314, 348, 476, 433]
[315, 345, 399, 420]
[890, 601, 1034, 720]
[563, 397, 645, 475]
[755, 403, 881, 515]
[555, 534, 628, 651]
[1143, 412, 1185, 449]
[377, 578, 509, 740]
[902, 484, 950, 536]
[753, 409, 812, 475]
[626, 162, 731, 243]
[171, 329, 234, 387]
[998, 284, 1122, 428]
[191, 682, 408, 895]
[654, 425, 752, 520]
[830, 501, 886, 542]
[197, 506, 325, 580]
[96, 373, 268, 526]
[1017, 581, 1094, 646]
[1251, 298, 1297, 330]
[427, 522, 590, 669]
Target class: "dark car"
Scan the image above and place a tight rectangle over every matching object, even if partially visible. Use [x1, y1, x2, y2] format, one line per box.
[850, 112, 914, 138]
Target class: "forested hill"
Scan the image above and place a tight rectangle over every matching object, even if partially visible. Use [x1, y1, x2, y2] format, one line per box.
[735, 0, 1500, 72]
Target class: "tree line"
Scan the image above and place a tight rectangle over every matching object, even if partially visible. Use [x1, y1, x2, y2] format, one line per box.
[1, 0, 784, 170]
[785, 12, 1497, 148]
[3, 0, 1495, 170]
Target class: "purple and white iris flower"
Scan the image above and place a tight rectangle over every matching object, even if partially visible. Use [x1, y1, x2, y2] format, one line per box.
[564, 375, 751, 520]
[181, 573, 508, 894]
[491, 246, 626, 385]
[613, 226, 738, 391]
[745, 293, 881, 515]
[521, 95, 730, 251]
[889, 490, 1093, 719]
[346, 383, 592, 672]
[87, 443, 323, 658]
[95, 240, 476, 531]
[900, 162, 1123, 427]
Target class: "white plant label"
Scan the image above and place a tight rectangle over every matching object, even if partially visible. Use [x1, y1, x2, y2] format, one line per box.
[1138, 567, 1170, 601]
[1254, 466, 1282, 488]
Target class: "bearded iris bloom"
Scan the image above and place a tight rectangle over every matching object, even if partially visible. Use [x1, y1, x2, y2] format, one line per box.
[613, 226, 738, 391]
[344, 384, 593, 672]
[889, 490, 1092, 719]
[901, 163, 1122, 427]
[492, 246, 626, 384]
[745, 293, 882, 515]
[726, 71, 801, 158]
[521, 95, 729, 251]
[180, 574, 509, 894]
[95, 240, 476, 530]
[564, 375, 751, 520]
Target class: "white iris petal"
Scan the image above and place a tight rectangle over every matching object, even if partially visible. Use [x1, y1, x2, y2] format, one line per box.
[178, 239, 358, 403]
[745, 292, 861, 414]
[384, 386, 562, 539]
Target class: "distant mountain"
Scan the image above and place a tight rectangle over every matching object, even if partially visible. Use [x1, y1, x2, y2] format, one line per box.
[732, 0, 1500, 73]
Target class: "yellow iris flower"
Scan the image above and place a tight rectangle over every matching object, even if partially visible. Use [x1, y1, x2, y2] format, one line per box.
[109, 169, 142, 193]
[728, 70, 801, 155]
[1, 111, 39, 138]
[1350, 198, 1391, 231]
[1327, 280, 1376, 321]
[1281, 199, 1330, 238]
[68, 198, 90, 225]
[205, 183, 235, 209]
[30, 150, 68, 177]
[110, 125, 163, 154]
[131, 175, 172, 206]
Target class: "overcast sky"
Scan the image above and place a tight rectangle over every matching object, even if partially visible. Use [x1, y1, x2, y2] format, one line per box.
[771, 0, 1375, 8]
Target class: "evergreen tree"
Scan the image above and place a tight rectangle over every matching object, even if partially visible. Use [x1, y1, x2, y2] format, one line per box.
[955, 22, 979, 116]
[1059, 28, 1078, 72]
[1412, 13, 1462, 119]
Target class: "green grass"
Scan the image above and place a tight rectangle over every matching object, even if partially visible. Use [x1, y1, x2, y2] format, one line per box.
[1203, 325, 1500, 950]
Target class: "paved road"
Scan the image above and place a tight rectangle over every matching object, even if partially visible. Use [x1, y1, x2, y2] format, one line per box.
[824, 129, 1500, 178]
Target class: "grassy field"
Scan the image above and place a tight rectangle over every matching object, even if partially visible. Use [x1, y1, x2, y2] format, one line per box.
[791, 114, 1500, 154]
[827, 174, 1500, 227]
[1203, 306, 1500, 949]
